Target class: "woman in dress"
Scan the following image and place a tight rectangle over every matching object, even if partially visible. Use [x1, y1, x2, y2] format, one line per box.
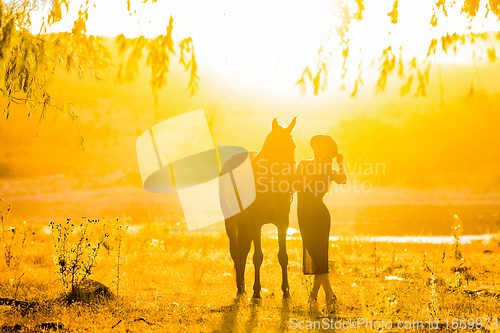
[296, 134, 347, 310]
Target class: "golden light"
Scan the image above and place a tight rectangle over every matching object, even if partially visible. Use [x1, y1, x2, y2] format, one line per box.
[27, 0, 500, 97]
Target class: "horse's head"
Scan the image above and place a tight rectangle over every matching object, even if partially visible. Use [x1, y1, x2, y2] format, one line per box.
[261, 117, 297, 165]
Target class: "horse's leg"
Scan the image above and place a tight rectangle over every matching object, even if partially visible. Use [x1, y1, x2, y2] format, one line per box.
[277, 225, 290, 298]
[252, 225, 264, 299]
[225, 216, 243, 295]
[237, 221, 253, 296]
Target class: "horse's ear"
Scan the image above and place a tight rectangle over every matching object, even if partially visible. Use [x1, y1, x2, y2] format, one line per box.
[272, 118, 279, 130]
[286, 117, 297, 133]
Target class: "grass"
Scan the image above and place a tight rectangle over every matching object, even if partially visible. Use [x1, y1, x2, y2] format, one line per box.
[1, 217, 500, 332]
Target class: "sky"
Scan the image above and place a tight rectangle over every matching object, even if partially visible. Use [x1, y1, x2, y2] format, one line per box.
[24, 0, 500, 102]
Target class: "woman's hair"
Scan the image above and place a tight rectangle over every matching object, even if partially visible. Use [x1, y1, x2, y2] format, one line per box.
[310, 134, 339, 162]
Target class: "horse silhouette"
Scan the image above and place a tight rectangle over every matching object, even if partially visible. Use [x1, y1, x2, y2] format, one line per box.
[220, 117, 297, 299]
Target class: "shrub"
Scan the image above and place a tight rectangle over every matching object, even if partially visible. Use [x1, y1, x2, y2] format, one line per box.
[49, 217, 108, 295]
[0, 199, 27, 268]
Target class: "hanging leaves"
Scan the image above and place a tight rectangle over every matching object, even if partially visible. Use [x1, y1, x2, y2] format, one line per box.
[297, 44, 330, 95]
[487, 0, 500, 18]
[354, 0, 365, 20]
[436, 0, 448, 17]
[397, 51, 404, 77]
[335, 1, 353, 42]
[441, 32, 467, 55]
[487, 48, 498, 62]
[0, 1, 115, 150]
[410, 57, 417, 69]
[414, 63, 431, 97]
[115, 16, 198, 102]
[299, 0, 500, 99]
[179, 37, 199, 97]
[375, 46, 396, 95]
[296, 67, 313, 95]
[400, 75, 413, 96]
[426, 39, 438, 58]
[351, 61, 363, 98]
[415, 71, 427, 97]
[1, 3, 198, 149]
[350, 72, 363, 98]
[114, 35, 146, 84]
[48, 0, 70, 25]
[430, 11, 438, 27]
[388, 0, 399, 24]
[467, 83, 475, 99]
[461, 0, 481, 18]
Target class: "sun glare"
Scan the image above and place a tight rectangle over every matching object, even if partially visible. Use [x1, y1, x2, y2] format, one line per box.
[27, 0, 500, 94]
[344, 0, 500, 64]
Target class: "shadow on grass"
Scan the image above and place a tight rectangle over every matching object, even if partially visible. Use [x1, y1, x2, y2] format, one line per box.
[244, 298, 261, 333]
[212, 297, 293, 332]
[211, 297, 241, 333]
[279, 299, 290, 331]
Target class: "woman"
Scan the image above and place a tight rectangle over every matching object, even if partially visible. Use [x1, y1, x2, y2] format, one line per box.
[296, 134, 347, 311]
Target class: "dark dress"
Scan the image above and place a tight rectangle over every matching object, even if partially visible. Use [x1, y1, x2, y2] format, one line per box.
[296, 159, 345, 275]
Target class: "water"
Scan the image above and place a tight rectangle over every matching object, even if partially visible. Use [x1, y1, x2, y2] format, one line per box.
[275, 227, 496, 244]
[42, 222, 497, 244]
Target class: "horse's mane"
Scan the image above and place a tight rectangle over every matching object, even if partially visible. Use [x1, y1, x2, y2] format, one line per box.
[256, 128, 295, 166]
[253, 125, 296, 196]
[257, 133, 275, 160]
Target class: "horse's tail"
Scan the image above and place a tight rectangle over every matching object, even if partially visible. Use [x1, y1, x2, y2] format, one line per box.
[225, 215, 240, 267]
[220, 150, 257, 294]
[220, 151, 250, 271]
[231, 265, 237, 282]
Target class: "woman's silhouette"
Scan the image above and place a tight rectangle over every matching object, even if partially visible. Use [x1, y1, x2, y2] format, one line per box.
[295, 134, 347, 311]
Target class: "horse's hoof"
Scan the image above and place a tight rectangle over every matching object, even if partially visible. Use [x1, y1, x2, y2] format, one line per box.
[251, 297, 262, 306]
[252, 293, 262, 299]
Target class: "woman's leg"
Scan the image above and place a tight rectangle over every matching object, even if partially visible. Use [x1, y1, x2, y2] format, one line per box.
[310, 273, 327, 301]
[322, 274, 336, 302]
[324, 274, 337, 313]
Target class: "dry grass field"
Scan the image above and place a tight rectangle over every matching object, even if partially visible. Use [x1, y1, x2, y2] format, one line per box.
[1, 194, 500, 332]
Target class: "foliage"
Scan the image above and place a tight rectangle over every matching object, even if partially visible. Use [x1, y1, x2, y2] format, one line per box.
[334, 90, 500, 189]
[300, 0, 500, 98]
[0, 198, 27, 268]
[453, 215, 463, 260]
[114, 223, 127, 298]
[101, 217, 129, 298]
[0, 1, 198, 149]
[49, 217, 108, 294]
[428, 271, 441, 320]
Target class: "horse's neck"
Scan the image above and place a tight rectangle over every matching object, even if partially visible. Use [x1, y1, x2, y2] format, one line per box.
[253, 151, 276, 170]
[253, 150, 265, 164]
[253, 151, 292, 177]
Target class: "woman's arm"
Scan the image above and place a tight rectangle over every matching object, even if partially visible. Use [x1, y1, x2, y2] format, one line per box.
[332, 154, 347, 184]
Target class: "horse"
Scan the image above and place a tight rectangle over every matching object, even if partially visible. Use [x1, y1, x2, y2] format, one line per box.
[221, 117, 297, 299]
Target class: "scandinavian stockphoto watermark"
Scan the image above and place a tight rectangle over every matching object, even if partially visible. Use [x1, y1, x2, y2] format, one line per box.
[135, 109, 385, 230]
[254, 158, 385, 195]
[136, 109, 256, 231]
[2, 0, 55, 11]
[289, 317, 499, 330]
